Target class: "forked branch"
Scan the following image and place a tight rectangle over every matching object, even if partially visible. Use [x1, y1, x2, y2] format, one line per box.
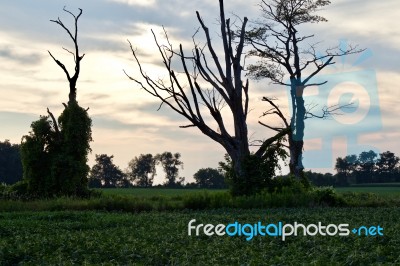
[48, 7, 85, 103]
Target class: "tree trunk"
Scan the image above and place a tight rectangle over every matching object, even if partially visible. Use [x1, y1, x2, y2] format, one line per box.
[289, 82, 305, 178]
[69, 80, 77, 104]
[227, 143, 250, 179]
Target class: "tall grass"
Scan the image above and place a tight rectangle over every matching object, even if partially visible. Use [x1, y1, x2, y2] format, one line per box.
[1, 186, 399, 212]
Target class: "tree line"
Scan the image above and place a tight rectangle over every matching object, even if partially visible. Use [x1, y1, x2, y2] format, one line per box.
[2, 138, 399, 189]
[0, 139, 225, 189]
[335, 150, 400, 186]
[88, 152, 226, 189]
[89, 152, 184, 188]
[306, 150, 400, 187]
[0, 140, 23, 185]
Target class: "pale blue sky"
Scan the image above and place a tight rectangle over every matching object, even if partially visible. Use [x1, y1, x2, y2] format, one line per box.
[1, 0, 399, 183]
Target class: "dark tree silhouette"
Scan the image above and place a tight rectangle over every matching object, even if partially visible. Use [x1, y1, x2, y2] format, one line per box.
[355, 150, 378, 183]
[127, 154, 156, 187]
[0, 140, 23, 185]
[125, 0, 288, 195]
[48, 7, 85, 104]
[246, 0, 363, 178]
[193, 168, 227, 189]
[376, 151, 399, 183]
[305, 170, 335, 187]
[335, 154, 357, 186]
[156, 152, 184, 187]
[89, 154, 126, 188]
[20, 7, 91, 197]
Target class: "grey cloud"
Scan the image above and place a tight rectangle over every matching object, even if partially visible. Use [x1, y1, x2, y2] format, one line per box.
[92, 115, 148, 130]
[85, 93, 111, 101]
[113, 102, 189, 124]
[82, 37, 128, 53]
[0, 46, 43, 65]
[0, 0, 256, 55]
[0, 111, 39, 140]
[0, 111, 38, 124]
[91, 114, 199, 142]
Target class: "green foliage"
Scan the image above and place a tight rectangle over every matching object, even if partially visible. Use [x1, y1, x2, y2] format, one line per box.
[377, 151, 400, 182]
[0, 181, 29, 200]
[89, 154, 127, 188]
[182, 186, 345, 209]
[220, 141, 289, 196]
[193, 168, 227, 189]
[99, 188, 217, 198]
[270, 175, 308, 194]
[0, 140, 23, 185]
[335, 150, 400, 185]
[312, 187, 346, 206]
[0, 208, 399, 265]
[20, 116, 55, 196]
[20, 102, 92, 197]
[155, 152, 184, 187]
[127, 154, 156, 187]
[1, 186, 400, 213]
[56, 102, 92, 195]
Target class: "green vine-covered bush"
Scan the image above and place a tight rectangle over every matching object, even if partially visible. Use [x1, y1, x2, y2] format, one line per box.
[220, 141, 290, 196]
[20, 102, 92, 197]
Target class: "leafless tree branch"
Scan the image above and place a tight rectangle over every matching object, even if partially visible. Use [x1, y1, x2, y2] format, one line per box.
[48, 7, 85, 103]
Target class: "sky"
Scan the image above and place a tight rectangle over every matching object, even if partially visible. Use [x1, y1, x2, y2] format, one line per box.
[0, 0, 399, 184]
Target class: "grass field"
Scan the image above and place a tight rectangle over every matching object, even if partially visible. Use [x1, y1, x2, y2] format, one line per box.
[99, 186, 400, 197]
[0, 208, 399, 265]
[98, 187, 224, 198]
[336, 186, 400, 196]
[1, 186, 400, 264]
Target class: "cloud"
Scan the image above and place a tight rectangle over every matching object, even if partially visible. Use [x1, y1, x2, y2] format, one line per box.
[0, 46, 43, 65]
[0, 111, 39, 143]
[92, 115, 149, 131]
[134, 102, 189, 123]
[106, 0, 156, 7]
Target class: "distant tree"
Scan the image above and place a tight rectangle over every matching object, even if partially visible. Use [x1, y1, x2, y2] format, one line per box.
[20, 7, 92, 197]
[127, 154, 156, 187]
[334, 150, 400, 185]
[0, 140, 23, 185]
[193, 168, 227, 189]
[305, 170, 335, 187]
[246, 0, 363, 178]
[356, 150, 378, 183]
[335, 155, 357, 186]
[376, 151, 399, 183]
[184, 182, 198, 189]
[89, 154, 126, 188]
[156, 152, 184, 187]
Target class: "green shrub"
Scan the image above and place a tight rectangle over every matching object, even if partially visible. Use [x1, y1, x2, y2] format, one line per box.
[20, 102, 92, 198]
[311, 187, 346, 206]
[9, 181, 29, 199]
[220, 144, 289, 197]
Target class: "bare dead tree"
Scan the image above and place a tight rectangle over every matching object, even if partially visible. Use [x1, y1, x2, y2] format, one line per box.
[48, 7, 85, 105]
[125, 0, 288, 184]
[246, 0, 364, 178]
